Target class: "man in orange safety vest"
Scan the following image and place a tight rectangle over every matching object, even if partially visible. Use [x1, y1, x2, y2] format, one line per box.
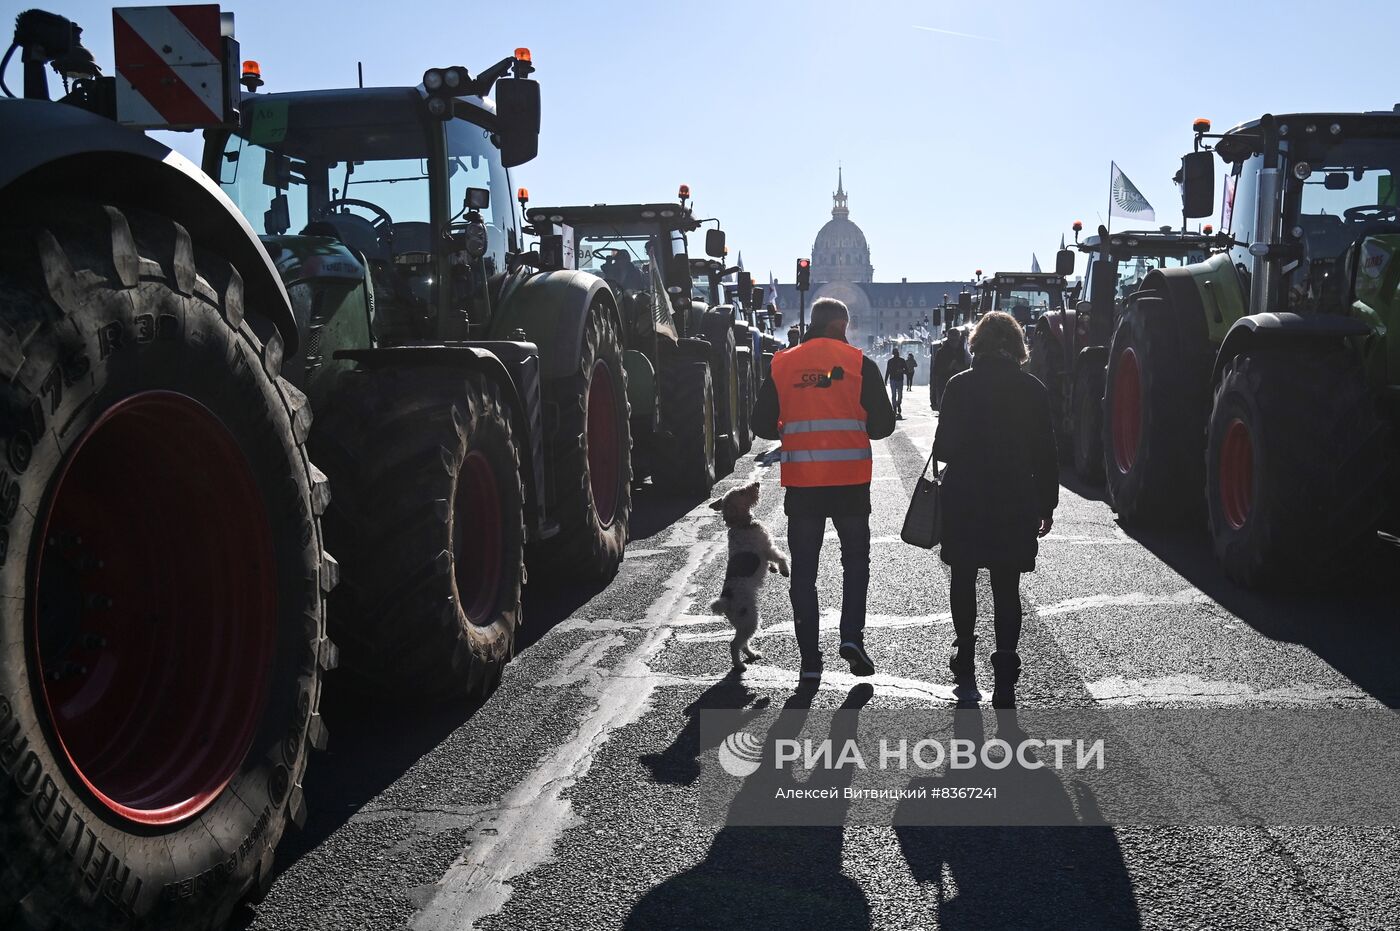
[751, 298, 896, 683]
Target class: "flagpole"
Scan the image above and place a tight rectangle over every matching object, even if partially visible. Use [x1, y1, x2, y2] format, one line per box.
[1106, 161, 1114, 235]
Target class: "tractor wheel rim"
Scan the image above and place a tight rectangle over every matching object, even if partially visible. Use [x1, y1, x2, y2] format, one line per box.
[586, 360, 621, 527]
[1112, 347, 1142, 473]
[34, 391, 276, 826]
[1219, 418, 1254, 530]
[455, 450, 504, 624]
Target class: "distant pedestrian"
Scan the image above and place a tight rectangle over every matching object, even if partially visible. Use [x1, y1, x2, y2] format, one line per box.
[931, 311, 1058, 708]
[905, 353, 918, 390]
[885, 348, 906, 419]
[752, 298, 896, 683]
[930, 329, 970, 411]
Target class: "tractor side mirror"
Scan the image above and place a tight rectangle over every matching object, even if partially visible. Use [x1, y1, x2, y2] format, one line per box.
[705, 228, 726, 258]
[957, 292, 972, 312]
[1181, 150, 1215, 219]
[1055, 248, 1075, 277]
[495, 76, 541, 168]
[736, 271, 753, 301]
[262, 150, 292, 190]
[772, 310, 783, 326]
[751, 286, 765, 309]
[666, 253, 691, 295]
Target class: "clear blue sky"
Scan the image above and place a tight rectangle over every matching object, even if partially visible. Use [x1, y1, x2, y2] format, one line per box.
[47, 0, 1400, 281]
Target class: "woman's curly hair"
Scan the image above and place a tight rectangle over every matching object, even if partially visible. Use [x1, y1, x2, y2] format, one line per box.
[970, 311, 1029, 364]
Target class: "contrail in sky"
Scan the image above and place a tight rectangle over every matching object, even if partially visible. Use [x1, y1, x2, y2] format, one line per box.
[911, 24, 999, 42]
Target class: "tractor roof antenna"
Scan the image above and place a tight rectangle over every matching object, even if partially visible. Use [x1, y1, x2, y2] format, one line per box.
[357, 61, 363, 88]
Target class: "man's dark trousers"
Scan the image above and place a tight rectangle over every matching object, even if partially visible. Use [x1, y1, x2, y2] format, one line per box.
[788, 514, 871, 662]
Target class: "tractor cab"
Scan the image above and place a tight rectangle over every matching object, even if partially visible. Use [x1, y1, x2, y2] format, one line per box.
[204, 54, 539, 370]
[1190, 111, 1400, 322]
[524, 199, 726, 352]
[977, 272, 1069, 328]
[1075, 224, 1232, 346]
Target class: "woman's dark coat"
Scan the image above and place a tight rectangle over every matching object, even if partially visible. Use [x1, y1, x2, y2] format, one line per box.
[930, 355, 1059, 570]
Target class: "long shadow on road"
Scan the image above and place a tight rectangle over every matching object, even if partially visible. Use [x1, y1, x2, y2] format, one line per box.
[1059, 468, 1400, 707]
[234, 481, 707, 923]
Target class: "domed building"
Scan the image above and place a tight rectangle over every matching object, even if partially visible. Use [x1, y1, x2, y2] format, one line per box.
[810, 169, 873, 285]
[773, 169, 972, 345]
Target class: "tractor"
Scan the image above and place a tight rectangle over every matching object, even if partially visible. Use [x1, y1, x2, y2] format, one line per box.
[523, 195, 739, 489]
[1104, 111, 1400, 587]
[1, 7, 337, 927]
[691, 257, 765, 455]
[1030, 223, 1229, 482]
[204, 42, 643, 694]
[974, 264, 1074, 331]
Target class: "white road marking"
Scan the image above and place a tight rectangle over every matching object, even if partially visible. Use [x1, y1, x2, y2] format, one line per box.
[410, 512, 723, 930]
[1086, 674, 1374, 706]
[1033, 589, 1217, 618]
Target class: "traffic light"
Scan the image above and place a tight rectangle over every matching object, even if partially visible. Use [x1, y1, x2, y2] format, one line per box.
[796, 257, 811, 292]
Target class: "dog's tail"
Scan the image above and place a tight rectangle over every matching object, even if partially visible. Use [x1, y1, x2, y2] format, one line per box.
[710, 594, 730, 616]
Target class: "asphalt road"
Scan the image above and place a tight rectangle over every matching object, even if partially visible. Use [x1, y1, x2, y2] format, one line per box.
[236, 391, 1400, 931]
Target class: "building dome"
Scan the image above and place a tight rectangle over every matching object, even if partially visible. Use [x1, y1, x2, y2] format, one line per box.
[811, 168, 873, 284]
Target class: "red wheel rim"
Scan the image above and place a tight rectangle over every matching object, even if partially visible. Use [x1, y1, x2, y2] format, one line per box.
[1219, 417, 1254, 530]
[454, 450, 504, 623]
[34, 391, 276, 826]
[1112, 347, 1142, 473]
[585, 360, 621, 526]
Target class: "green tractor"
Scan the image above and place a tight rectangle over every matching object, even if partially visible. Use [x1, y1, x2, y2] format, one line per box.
[206, 50, 641, 691]
[1104, 112, 1400, 586]
[1031, 223, 1229, 482]
[524, 194, 738, 490]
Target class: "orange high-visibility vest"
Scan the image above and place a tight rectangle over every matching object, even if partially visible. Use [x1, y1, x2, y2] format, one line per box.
[771, 338, 872, 487]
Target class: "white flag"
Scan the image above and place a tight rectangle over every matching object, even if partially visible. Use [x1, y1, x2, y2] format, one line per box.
[1110, 162, 1156, 222]
[1031, 254, 1042, 273]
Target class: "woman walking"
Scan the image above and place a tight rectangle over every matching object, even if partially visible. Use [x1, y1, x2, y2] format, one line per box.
[930, 312, 1058, 708]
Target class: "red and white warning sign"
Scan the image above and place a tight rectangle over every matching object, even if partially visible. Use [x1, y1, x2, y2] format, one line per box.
[114, 5, 233, 129]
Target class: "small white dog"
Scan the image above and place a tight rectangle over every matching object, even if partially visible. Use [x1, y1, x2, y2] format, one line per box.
[709, 481, 789, 670]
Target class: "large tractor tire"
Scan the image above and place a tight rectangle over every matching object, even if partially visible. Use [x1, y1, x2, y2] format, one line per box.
[655, 354, 716, 496]
[311, 367, 524, 702]
[1072, 360, 1106, 484]
[0, 203, 333, 930]
[538, 297, 632, 582]
[1207, 349, 1392, 588]
[1101, 292, 1212, 524]
[700, 313, 740, 477]
[736, 350, 754, 455]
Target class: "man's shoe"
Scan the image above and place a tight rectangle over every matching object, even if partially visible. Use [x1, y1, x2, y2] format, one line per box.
[799, 658, 823, 682]
[839, 641, 875, 677]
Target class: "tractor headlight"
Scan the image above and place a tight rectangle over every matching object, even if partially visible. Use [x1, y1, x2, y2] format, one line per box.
[423, 68, 445, 91]
[426, 96, 450, 119]
[444, 67, 467, 90]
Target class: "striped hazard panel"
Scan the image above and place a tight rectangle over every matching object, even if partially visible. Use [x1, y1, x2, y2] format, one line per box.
[114, 4, 231, 128]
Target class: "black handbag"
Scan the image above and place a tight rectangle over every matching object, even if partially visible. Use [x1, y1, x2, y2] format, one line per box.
[901, 451, 943, 549]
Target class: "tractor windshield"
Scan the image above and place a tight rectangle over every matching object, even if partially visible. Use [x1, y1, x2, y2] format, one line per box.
[214, 92, 511, 255]
[1281, 133, 1400, 308]
[216, 93, 435, 243]
[1287, 138, 1400, 261]
[996, 286, 1061, 325]
[577, 233, 656, 292]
